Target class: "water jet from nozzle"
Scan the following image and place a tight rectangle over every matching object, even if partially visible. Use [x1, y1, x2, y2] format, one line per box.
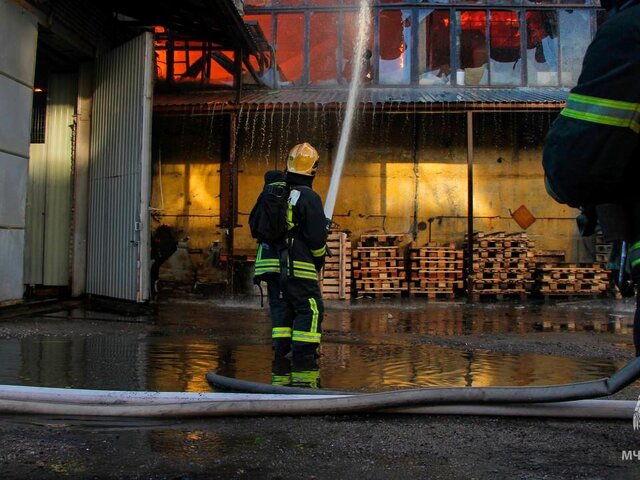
[323, 0, 372, 221]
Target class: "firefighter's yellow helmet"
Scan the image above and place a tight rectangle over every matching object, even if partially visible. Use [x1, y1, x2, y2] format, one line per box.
[286, 143, 319, 177]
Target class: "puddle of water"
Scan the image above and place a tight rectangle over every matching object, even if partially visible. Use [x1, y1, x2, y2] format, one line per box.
[0, 331, 627, 393]
[0, 303, 633, 393]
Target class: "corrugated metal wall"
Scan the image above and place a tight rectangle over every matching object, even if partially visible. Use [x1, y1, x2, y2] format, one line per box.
[87, 33, 153, 302]
[24, 74, 78, 286]
[43, 75, 77, 285]
[24, 144, 46, 285]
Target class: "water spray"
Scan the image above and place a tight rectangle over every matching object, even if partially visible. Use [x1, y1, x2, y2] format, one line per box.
[323, 0, 372, 223]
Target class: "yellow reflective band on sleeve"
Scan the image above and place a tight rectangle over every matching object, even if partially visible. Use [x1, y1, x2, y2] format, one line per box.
[309, 298, 319, 333]
[561, 93, 640, 133]
[272, 327, 292, 338]
[311, 245, 327, 257]
[292, 330, 321, 343]
[630, 241, 640, 252]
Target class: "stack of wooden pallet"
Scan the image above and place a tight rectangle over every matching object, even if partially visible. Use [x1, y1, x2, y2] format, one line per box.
[536, 263, 610, 299]
[467, 232, 535, 300]
[353, 234, 407, 297]
[407, 242, 464, 299]
[320, 230, 352, 300]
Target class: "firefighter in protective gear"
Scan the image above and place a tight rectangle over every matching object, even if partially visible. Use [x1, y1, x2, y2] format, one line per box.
[543, 0, 640, 354]
[255, 143, 327, 364]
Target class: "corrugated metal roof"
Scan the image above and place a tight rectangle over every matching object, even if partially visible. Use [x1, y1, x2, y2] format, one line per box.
[154, 87, 569, 110]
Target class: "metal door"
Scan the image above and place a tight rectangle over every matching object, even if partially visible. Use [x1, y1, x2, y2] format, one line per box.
[87, 33, 154, 302]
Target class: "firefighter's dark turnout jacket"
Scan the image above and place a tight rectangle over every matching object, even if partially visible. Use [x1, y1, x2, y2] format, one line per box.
[543, 0, 640, 209]
[254, 172, 327, 356]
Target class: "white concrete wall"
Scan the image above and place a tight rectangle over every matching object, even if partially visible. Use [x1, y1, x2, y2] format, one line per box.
[0, 0, 38, 304]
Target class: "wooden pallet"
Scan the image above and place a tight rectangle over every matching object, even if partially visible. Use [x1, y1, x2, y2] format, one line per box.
[407, 242, 464, 299]
[353, 234, 409, 297]
[466, 231, 536, 299]
[320, 230, 352, 300]
[535, 262, 610, 298]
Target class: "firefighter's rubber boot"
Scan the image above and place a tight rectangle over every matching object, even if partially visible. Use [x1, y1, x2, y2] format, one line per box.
[291, 356, 320, 389]
[271, 356, 292, 387]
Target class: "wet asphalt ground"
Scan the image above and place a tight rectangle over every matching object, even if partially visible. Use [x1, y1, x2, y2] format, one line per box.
[0, 296, 640, 479]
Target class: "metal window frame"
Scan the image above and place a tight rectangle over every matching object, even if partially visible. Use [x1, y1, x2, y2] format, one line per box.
[245, 2, 599, 87]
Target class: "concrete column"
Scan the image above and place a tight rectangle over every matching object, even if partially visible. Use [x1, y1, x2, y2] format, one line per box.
[0, 0, 38, 305]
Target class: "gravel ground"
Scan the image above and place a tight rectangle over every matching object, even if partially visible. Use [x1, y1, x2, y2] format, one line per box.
[1, 413, 639, 479]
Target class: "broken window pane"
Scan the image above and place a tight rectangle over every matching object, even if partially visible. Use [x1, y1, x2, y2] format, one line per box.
[379, 9, 412, 85]
[559, 9, 592, 87]
[310, 12, 339, 85]
[458, 10, 488, 85]
[526, 11, 558, 86]
[276, 13, 305, 86]
[418, 9, 451, 85]
[489, 10, 521, 86]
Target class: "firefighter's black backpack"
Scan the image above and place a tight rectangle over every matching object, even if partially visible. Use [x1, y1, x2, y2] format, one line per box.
[249, 170, 289, 245]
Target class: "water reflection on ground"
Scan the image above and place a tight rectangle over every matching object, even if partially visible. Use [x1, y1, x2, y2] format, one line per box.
[0, 299, 634, 393]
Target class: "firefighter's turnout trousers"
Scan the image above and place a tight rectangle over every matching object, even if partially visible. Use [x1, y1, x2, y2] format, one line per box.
[265, 274, 324, 358]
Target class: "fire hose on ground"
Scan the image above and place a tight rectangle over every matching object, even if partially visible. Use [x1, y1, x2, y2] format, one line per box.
[0, 356, 638, 419]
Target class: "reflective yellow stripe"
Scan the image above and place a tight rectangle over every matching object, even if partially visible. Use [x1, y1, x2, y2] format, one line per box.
[256, 260, 280, 266]
[311, 245, 326, 257]
[561, 93, 640, 133]
[272, 327, 292, 338]
[293, 270, 317, 280]
[287, 203, 294, 230]
[256, 243, 280, 275]
[630, 241, 640, 252]
[292, 330, 321, 343]
[292, 370, 319, 388]
[309, 298, 319, 333]
[255, 268, 280, 275]
[272, 374, 291, 386]
[293, 261, 316, 272]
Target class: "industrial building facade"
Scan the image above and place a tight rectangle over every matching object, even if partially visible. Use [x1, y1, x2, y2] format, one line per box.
[152, 0, 604, 293]
[0, 0, 605, 305]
